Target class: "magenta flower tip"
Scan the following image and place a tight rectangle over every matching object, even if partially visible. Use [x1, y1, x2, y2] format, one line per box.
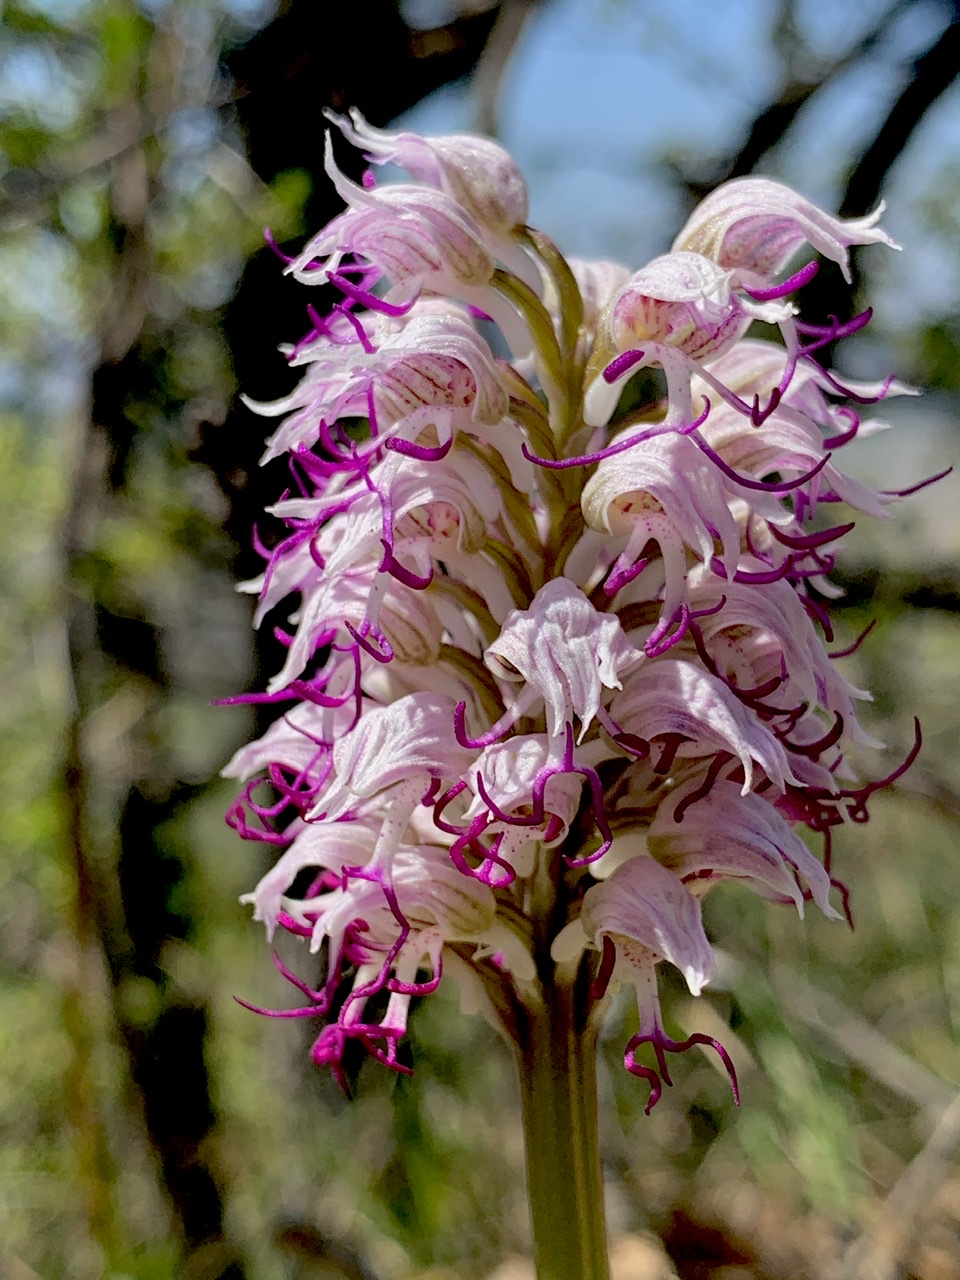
[743, 258, 819, 302]
[603, 348, 646, 383]
[625, 1027, 740, 1113]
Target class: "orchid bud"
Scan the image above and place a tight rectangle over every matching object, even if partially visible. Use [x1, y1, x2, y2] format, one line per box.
[673, 176, 898, 283]
[329, 108, 529, 238]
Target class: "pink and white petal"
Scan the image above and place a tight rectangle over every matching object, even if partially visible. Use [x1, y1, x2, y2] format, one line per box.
[484, 579, 642, 740]
[329, 108, 529, 237]
[673, 177, 898, 283]
[650, 785, 841, 920]
[579, 855, 717, 996]
[611, 659, 798, 792]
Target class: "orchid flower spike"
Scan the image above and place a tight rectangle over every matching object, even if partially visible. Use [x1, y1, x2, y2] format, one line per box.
[223, 114, 928, 1119]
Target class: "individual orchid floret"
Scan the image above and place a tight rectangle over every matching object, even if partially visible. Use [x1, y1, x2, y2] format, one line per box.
[223, 699, 343, 789]
[275, 844, 507, 1083]
[580, 431, 741, 646]
[609, 657, 798, 793]
[313, 692, 475, 828]
[552, 855, 738, 1113]
[584, 247, 801, 415]
[273, 444, 505, 588]
[255, 558, 435, 695]
[288, 844, 498, 957]
[605, 253, 742, 360]
[576, 854, 716, 994]
[439, 733, 597, 881]
[328, 107, 529, 239]
[291, 135, 495, 307]
[478, 578, 642, 743]
[584, 251, 747, 429]
[241, 814, 383, 940]
[673, 176, 898, 285]
[690, 340, 898, 522]
[253, 306, 509, 463]
[649, 783, 842, 919]
[363, 308, 509, 426]
[221, 698, 364, 843]
[685, 566, 872, 737]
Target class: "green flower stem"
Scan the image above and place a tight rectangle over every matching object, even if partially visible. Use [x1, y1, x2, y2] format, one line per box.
[517, 225, 584, 359]
[515, 976, 610, 1280]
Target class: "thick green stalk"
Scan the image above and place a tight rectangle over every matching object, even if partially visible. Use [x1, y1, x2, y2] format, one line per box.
[515, 977, 610, 1280]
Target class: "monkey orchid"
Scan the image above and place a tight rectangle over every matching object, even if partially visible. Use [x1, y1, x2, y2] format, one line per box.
[222, 111, 929, 1280]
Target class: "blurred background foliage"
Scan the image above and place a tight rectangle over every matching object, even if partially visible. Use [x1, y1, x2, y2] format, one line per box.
[1, 1, 960, 1277]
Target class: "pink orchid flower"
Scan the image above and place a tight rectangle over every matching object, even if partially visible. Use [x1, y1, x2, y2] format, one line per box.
[223, 116, 928, 1118]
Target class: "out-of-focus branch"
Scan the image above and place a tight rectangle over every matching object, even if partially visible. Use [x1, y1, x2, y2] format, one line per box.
[831, 564, 960, 613]
[797, 1, 960, 330]
[679, 0, 912, 192]
[840, 1090, 960, 1280]
[59, 414, 127, 1276]
[723, 0, 910, 184]
[842, 2, 960, 215]
[227, 0, 506, 230]
[61, 18, 247, 1277]
[56, 88, 156, 1280]
[473, 0, 542, 137]
[772, 966, 956, 1114]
